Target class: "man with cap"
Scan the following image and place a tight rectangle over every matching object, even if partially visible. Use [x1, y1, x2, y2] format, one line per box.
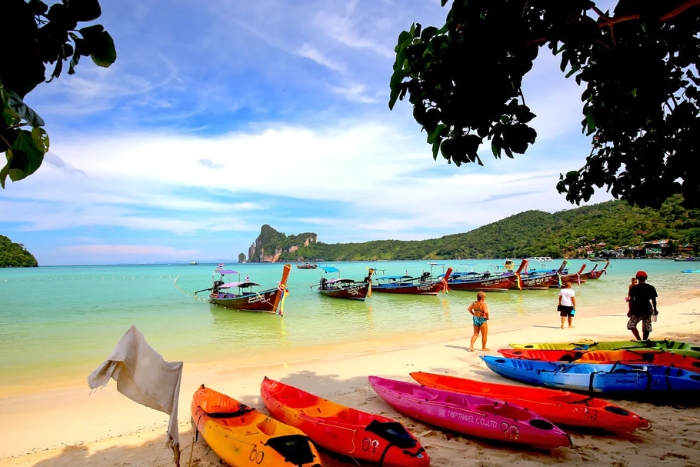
[627, 271, 658, 340]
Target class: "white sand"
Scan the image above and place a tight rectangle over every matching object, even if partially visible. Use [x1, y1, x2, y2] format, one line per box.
[1, 292, 699, 467]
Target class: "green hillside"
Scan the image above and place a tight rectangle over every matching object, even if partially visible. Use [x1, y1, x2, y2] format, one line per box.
[275, 196, 699, 261]
[0, 235, 38, 267]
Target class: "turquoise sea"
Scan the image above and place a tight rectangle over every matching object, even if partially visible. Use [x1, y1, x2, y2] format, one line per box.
[1, 259, 698, 396]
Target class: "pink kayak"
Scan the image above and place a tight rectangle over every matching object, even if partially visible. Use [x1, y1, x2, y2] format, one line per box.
[368, 376, 572, 450]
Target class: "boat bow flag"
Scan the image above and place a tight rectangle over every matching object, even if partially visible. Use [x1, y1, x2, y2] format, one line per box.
[88, 325, 183, 466]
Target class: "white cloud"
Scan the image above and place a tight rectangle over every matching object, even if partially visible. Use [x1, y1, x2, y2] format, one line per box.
[298, 44, 346, 72]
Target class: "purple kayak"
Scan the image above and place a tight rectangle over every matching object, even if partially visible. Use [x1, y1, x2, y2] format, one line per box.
[368, 376, 572, 450]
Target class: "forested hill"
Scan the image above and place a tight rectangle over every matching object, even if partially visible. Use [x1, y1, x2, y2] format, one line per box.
[274, 196, 699, 261]
[0, 235, 38, 267]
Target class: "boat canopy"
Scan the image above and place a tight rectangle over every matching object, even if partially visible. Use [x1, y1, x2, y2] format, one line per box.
[321, 266, 340, 273]
[219, 281, 260, 288]
[216, 269, 239, 275]
[326, 278, 356, 284]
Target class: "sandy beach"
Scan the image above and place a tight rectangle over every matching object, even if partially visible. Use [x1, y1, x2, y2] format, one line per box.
[1, 289, 699, 467]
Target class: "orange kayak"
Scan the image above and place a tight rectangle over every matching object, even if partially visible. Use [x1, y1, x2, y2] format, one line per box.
[499, 348, 700, 374]
[191, 384, 322, 467]
[261, 377, 429, 467]
[410, 372, 648, 432]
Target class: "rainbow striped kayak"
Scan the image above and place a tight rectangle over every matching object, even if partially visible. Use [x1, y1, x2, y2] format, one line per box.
[508, 339, 700, 359]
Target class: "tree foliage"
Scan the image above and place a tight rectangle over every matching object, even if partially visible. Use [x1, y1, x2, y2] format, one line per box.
[265, 196, 700, 261]
[0, 235, 39, 267]
[0, 0, 116, 187]
[389, 0, 700, 208]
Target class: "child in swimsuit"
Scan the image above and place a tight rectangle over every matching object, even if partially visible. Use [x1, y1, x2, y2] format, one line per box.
[468, 291, 490, 351]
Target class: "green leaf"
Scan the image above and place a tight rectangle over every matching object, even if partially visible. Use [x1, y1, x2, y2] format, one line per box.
[0, 150, 11, 188]
[491, 136, 502, 158]
[9, 130, 45, 181]
[31, 127, 50, 153]
[5, 91, 45, 127]
[28, 0, 49, 14]
[66, 0, 102, 21]
[69, 53, 81, 74]
[89, 30, 117, 67]
[585, 111, 596, 134]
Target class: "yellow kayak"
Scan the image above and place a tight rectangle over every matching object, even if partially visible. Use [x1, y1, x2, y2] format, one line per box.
[191, 384, 322, 467]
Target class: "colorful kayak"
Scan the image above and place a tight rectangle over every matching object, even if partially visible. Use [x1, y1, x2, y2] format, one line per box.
[410, 371, 648, 432]
[482, 356, 700, 393]
[260, 377, 428, 467]
[191, 385, 322, 467]
[368, 376, 572, 450]
[499, 348, 700, 374]
[508, 339, 700, 359]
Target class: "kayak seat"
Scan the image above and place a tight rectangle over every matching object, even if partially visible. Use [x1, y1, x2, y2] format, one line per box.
[280, 392, 319, 409]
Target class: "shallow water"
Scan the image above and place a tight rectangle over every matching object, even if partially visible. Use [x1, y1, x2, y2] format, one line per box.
[1, 258, 697, 393]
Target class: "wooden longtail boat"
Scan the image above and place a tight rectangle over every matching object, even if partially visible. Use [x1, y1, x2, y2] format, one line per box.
[368, 376, 572, 450]
[372, 268, 452, 295]
[499, 348, 700, 373]
[297, 262, 318, 269]
[512, 259, 565, 290]
[195, 264, 291, 313]
[316, 266, 374, 301]
[410, 371, 648, 432]
[191, 385, 322, 467]
[585, 260, 610, 279]
[547, 263, 587, 287]
[444, 267, 516, 292]
[261, 377, 429, 467]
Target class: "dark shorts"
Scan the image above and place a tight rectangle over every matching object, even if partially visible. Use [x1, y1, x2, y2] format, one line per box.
[558, 305, 574, 317]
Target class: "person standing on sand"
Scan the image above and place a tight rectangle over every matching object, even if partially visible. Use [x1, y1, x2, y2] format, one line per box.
[626, 277, 638, 304]
[468, 291, 490, 351]
[558, 281, 576, 329]
[627, 271, 658, 340]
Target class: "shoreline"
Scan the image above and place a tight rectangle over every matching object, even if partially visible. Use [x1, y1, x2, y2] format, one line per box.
[1, 291, 699, 466]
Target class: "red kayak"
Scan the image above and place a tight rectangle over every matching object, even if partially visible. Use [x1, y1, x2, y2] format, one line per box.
[410, 371, 648, 432]
[260, 377, 429, 467]
[499, 348, 700, 374]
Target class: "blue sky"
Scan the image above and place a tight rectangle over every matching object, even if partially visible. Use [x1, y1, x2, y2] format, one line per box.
[1, 0, 615, 266]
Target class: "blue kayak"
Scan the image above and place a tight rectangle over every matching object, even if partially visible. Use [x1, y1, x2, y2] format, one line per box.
[482, 355, 700, 393]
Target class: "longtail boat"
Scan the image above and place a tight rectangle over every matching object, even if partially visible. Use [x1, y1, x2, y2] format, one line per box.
[444, 268, 516, 292]
[447, 271, 517, 292]
[410, 371, 648, 432]
[548, 263, 587, 287]
[508, 339, 700, 359]
[512, 259, 565, 290]
[372, 268, 452, 295]
[585, 260, 610, 279]
[192, 385, 322, 467]
[316, 266, 374, 301]
[261, 377, 429, 467]
[499, 348, 700, 373]
[297, 262, 318, 269]
[368, 376, 572, 449]
[195, 264, 291, 313]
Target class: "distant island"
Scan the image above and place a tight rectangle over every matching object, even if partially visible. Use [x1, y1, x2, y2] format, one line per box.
[0, 235, 38, 267]
[241, 196, 699, 262]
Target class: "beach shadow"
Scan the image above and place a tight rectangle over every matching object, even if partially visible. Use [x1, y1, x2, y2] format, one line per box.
[532, 325, 566, 329]
[445, 344, 472, 352]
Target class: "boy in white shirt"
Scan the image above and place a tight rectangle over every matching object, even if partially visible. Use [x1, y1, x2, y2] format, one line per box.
[557, 281, 576, 329]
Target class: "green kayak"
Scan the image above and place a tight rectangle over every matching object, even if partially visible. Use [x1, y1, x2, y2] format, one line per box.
[508, 339, 700, 359]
